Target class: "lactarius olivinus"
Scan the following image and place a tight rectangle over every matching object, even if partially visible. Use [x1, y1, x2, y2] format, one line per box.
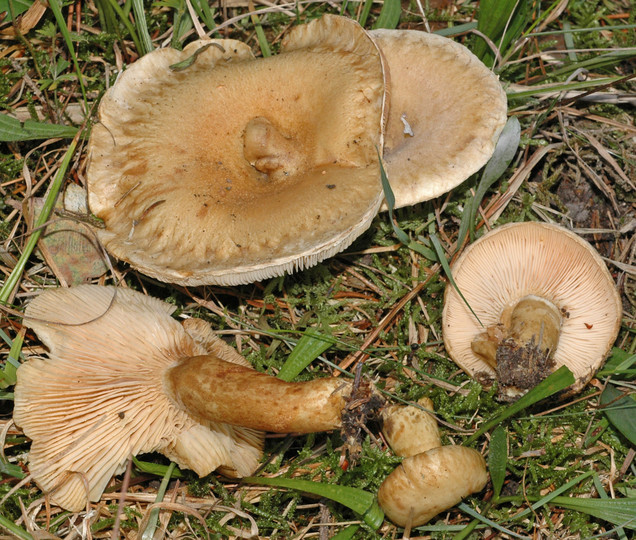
[442, 222, 622, 400]
[381, 397, 441, 457]
[86, 15, 387, 286]
[378, 445, 488, 528]
[378, 398, 487, 528]
[14, 285, 362, 512]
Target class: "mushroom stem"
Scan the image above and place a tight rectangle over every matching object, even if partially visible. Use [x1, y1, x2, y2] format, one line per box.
[166, 354, 352, 433]
[243, 117, 307, 178]
[472, 295, 562, 396]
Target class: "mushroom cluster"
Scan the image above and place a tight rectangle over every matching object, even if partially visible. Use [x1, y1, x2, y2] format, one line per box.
[442, 222, 622, 399]
[14, 13, 513, 518]
[14, 285, 371, 511]
[85, 15, 507, 286]
[378, 398, 488, 527]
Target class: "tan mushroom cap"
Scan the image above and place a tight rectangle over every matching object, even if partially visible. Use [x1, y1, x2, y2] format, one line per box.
[442, 222, 622, 395]
[377, 445, 488, 527]
[369, 29, 507, 209]
[14, 286, 263, 512]
[381, 397, 441, 457]
[87, 15, 387, 286]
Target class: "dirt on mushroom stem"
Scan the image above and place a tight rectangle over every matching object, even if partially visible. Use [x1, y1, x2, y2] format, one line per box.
[471, 295, 563, 400]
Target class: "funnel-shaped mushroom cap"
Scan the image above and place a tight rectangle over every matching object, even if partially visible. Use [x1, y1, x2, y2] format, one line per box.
[87, 15, 386, 286]
[370, 30, 507, 209]
[14, 286, 263, 512]
[442, 222, 622, 395]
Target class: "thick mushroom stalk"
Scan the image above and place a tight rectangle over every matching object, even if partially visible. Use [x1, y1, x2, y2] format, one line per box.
[243, 117, 309, 179]
[471, 295, 562, 394]
[167, 355, 350, 433]
[14, 285, 360, 512]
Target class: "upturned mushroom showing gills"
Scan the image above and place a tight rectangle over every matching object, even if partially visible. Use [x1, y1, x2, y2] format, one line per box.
[369, 29, 507, 210]
[442, 222, 622, 400]
[86, 15, 386, 286]
[14, 285, 359, 512]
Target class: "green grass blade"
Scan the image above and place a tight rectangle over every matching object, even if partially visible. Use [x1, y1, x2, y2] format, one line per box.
[330, 525, 360, 539]
[600, 384, 636, 446]
[466, 366, 575, 444]
[104, 0, 143, 53]
[455, 503, 528, 540]
[469, 117, 520, 239]
[0, 113, 78, 142]
[434, 22, 478, 37]
[379, 152, 437, 260]
[243, 476, 383, 529]
[507, 76, 626, 102]
[140, 462, 176, 540]
[597, 349, 635, 378]
[277, 329, 335, 382]
[0, 0, 31, 22]
[505, 470, 595, 522]
[547, 496, 636, 531]
[132, 456, 183, 478]
[131, 0, 154, 55]
[250, 9, 272, 57]
[472, 0, 529, 66]
[0, 515, 33, 540]
[0, 135, 79, 305]
[0, 457, 26, 479]
[488, 426, 507, 500]
[372, 0, 400, 30]
[430, 231, 482, 327]
[454, 196, 473, 256]
[47, 0, 88, 106]
[1, 328, 23, 386]
[357, 0, 374, 27]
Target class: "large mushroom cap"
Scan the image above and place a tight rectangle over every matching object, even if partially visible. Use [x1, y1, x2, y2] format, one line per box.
[370, 29, 507, 209]
[14, 285, 263, 511]
[87, 15, 386, 286]
[442, 222, 622, 397]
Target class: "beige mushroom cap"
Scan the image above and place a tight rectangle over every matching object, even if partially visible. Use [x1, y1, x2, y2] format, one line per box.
[442, 222, 622, 395]
[87, 15, 386, 286]
[370, 29, 507, 209]
[381, 397, 441, 457]
[14, 286, 263, 512]
[377, 445, 488, 527]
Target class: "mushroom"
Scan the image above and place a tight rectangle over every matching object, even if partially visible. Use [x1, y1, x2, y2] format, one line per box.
[378, 398, 487, 528]
[369, 29, 508, 209]
[442, 222, 622, 400]
[87, 15, 387, 286]
[378, 445, 488, 528]
[14, 285, 362, 511]
[381, 397, 441, 457]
